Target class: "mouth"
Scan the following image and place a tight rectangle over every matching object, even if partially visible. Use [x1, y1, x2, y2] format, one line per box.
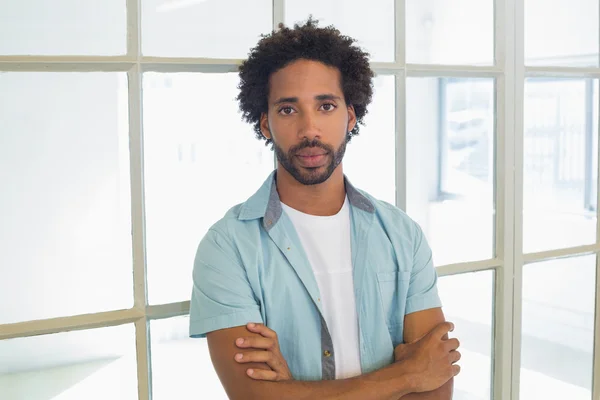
[295, 153, 328, 168]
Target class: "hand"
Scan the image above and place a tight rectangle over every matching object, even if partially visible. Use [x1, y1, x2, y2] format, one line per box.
[394, 321, 461, 393]
[234, 323, 294, 382]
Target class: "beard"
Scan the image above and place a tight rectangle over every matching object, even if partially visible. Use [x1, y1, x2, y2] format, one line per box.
[272, 135, 348, 186]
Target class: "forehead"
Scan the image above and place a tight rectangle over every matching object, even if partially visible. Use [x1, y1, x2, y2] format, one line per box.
[268, 59, 343, 100]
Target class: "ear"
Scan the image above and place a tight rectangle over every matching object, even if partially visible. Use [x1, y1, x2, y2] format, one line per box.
[347, 105, 357, 133]
[260, 112, 272, 140]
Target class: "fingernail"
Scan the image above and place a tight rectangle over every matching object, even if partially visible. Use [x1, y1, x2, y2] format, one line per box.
[248, 323, 255, 328]
[247, 369, 254, 376]
[236, 338, 244, 345]
[235, 353, 243, 361]
[451, 323, 455, 331]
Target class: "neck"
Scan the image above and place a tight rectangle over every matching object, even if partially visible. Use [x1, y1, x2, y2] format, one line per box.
[276, 165, 346, 216]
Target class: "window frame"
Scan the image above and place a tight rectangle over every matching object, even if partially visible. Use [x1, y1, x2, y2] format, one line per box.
[0, 0, 598, 399]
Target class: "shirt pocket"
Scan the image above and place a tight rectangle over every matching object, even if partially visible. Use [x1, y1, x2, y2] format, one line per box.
[376, 270, 411, 335]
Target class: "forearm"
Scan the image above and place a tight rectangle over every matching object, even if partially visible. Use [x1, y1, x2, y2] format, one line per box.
[399, 377, 453, 399]
[241, 363, 415, 400]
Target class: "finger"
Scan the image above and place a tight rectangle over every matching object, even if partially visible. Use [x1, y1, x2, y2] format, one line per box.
[409, 333, 427, 344]
[235, 351, 274, 365]
[430, 322, 455, 339]
[236, 336, 274, 350]
[236, 351, 285, 373]
[247, 368, 278, 381]
[449, 350, 461, 364]
[444, 338, 460, 352]
[452, 364, 461, 376]
[246, 323, 277, 339]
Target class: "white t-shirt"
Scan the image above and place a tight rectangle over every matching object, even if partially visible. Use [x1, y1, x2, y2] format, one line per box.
[281, 196, 362, 379]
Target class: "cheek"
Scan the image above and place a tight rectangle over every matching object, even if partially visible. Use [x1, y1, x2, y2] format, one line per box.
[331, 116, 351, 137]
[270, 118, 302, 145]
[332, 111, 351, 129]
[268, 119, 290, 142]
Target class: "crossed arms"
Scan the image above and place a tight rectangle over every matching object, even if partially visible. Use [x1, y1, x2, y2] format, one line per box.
[206, 307, 460, 400]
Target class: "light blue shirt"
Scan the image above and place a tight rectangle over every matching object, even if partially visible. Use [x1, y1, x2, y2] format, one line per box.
[189, 171, 442, 381]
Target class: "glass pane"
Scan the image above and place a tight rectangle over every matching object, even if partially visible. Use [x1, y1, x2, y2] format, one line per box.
[438, 270, 493, 400]
[523, 79, 599, 254]
[0, 324, 137, 400]
[0, 72, 133, 324]
[284, 0, 394, 62]
[406, 0, 494, 65]
[143, 73, 274, 305]
[150, 316, 227, 399]
[141, 0, 271, 58]
[343, 75, 396, 205]
[0, 0, 126, 56]
[407, 78, 495, 266]
[520, 255, 597, 399]
[525, 0, 599, 67]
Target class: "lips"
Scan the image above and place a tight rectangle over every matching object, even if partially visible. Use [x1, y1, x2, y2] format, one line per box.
[296, 150, 327, 157]
[295, 152, 328, 168]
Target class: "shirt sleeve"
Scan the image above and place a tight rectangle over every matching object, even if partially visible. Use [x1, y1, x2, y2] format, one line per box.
[405, 222, 443, 315]
[189, 227, 263, 338]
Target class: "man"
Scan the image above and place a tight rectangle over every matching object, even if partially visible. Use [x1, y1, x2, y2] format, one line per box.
[189, 18, 461, 399]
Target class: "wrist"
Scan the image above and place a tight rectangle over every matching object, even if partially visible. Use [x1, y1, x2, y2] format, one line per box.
[393, 361, 419, 396]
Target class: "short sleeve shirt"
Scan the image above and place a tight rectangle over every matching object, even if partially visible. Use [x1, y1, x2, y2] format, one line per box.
[189, 171, 442, 381]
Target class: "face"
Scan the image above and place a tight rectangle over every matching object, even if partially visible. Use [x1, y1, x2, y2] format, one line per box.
[260, 59, 356, 186]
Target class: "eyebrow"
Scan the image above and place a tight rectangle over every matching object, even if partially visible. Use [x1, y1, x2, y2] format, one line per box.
[273, 94, 342, 105]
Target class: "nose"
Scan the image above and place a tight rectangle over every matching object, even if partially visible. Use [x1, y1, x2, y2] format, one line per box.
[298, 111, 321, 141]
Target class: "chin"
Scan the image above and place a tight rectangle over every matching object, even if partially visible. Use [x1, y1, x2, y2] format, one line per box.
[299, 170, 334, 185]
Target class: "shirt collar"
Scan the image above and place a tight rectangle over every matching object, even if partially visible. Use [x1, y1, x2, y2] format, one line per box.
[238, 170, 375, 230]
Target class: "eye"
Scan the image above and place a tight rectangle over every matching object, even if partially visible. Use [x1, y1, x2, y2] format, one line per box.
[320, 103, 337, 112]
[279, 106, 295, 115]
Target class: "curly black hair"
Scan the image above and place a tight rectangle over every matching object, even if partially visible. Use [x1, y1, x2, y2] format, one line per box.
[237, 17, 375, 147]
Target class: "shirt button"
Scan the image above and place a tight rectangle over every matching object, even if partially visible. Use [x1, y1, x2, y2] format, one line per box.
[323, 350, 332, 358]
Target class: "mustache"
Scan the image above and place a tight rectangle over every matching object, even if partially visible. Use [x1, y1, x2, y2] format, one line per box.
[290, 139, 333, 154]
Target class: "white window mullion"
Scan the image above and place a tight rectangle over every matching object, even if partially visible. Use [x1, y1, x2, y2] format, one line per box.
[436, 259, 501, 278]
[0, 58, 134, 72]
[127, 0, 151, 399]
[593, 6, 600, 395]
[493, 0, 518, 398]
[371, 62, 405, 74]
[135, 318, 151, 400]
[523, 244, 600, 264]
[594, 6, 600, 398]
[594, 252, 600, 400]
[394, 0, 407, 211]
[146, 302, 191, 320]
[510, 0, 526, 398]
[395, 71, 407, 211]
[405, 63, 502, 77]
[526, 65, 600, 78]
[127, 0, 140, 59]
[0, 309, 144, 341]
[129, 62, 152, 400]
[394, 0, 406, 66]
[272, 0, 284, 171]
[140, 57, 241, 72]
[273, 0, 284, 29]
